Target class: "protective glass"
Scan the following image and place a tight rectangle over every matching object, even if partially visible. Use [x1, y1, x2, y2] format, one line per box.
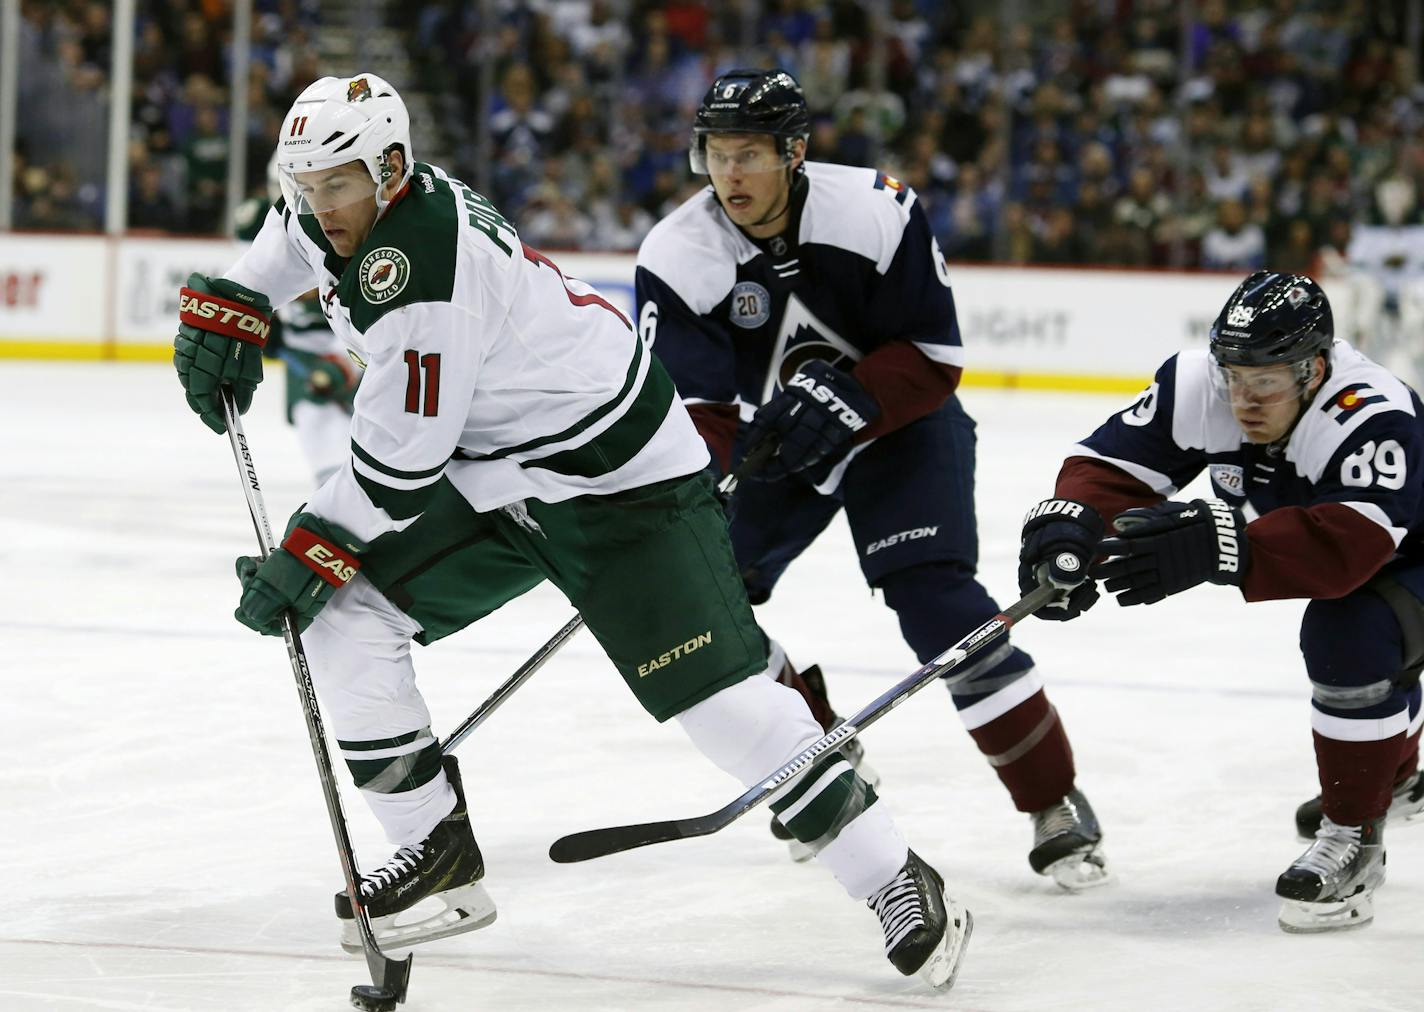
[689, 137, 796, 176]
[1210, 358, 1310, 407]
[282, 165, 378, 215]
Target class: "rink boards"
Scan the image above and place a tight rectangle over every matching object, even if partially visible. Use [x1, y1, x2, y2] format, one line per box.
[0, 233, 1366, 393]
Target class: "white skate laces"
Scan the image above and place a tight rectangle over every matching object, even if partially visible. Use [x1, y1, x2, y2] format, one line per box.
[868, 869, 926, 954]
[360, 842, 427, 896]
[1029, 789, 1111, 890]
[1297, 816, 1361, 878]
[1034, 802, 1079, 841]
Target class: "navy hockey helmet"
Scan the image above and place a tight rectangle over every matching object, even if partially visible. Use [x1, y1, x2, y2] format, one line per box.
[690, 69, 810, 174]
[1209, 271, 1334, 368]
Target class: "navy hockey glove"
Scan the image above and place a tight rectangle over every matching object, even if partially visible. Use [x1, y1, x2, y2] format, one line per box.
[234, 513, 366, 636]
[745, 361, 880, 483]
[1093, 498, 1249, 607]
[174, 272, 273, 434]
[1018, 498, 1105, 621]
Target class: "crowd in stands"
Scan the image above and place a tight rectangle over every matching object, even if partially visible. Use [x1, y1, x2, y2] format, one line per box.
[12, 0, 319, 233]
[10, 0, 1424, 277]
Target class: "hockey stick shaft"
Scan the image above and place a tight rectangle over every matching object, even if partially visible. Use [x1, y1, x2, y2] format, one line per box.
[437, 441, 776, 755]
[440, 612, 584, 755]
[220, 390, 412, 1000]
[548, 580, 1060, 863]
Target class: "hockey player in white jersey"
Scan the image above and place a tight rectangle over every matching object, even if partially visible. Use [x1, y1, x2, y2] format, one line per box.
[172, 73, 971, 989]
[636, 68, 1109, 890]
[1019, 271, 1424, 932]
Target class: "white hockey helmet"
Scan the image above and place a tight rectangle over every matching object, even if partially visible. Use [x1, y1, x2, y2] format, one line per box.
[274, 73, 412, 214]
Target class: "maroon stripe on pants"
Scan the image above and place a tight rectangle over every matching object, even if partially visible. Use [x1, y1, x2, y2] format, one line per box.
[968, 689, 1075, 813]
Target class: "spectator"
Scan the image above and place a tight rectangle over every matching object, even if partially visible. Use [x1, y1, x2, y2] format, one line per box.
[129, 162, 184, 232]
[1201, 198, 1267, 269]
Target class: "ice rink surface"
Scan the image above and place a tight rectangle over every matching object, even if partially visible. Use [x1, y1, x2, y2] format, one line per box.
[3, 361, 1422, 1012]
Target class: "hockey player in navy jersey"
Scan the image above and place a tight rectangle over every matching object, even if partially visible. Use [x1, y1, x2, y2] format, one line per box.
[1019, 270, 1424, 932]
[636, 68, 1109, 890]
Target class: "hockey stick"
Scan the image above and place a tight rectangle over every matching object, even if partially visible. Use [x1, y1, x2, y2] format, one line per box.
[548, 579, 1060, 863]
[220, 389, 412, 1003]
[438, 438, 778, 756]
[440, 611, 584, 754]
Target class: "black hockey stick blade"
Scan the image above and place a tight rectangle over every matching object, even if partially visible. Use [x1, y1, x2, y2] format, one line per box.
[364, 942, 412, 1003]
[549, 581, 1059, 863]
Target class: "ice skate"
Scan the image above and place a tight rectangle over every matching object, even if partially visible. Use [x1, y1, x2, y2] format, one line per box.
[866, 850, 971, 991]
[336, 756, 496, 952]
[1294, 770, 1424, 840]
[770, 724, 880, 863]
[1276, 815, 1386, 933]
[1029, 788, 1111, 891]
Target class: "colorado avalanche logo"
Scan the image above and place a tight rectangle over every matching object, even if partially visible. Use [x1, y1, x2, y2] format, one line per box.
[347, 77, 372, 103]
[760, 293, 862, 403]
[1323, 383, 1388, 425]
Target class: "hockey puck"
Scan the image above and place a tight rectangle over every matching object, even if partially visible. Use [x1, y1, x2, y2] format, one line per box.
[350, 984, 399, 1011]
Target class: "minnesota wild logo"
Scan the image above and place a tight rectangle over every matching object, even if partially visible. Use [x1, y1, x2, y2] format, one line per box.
[347, 77, 372, 103]
[358, 247, 410, 304]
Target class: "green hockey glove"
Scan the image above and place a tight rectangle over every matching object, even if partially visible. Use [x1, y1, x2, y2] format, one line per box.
[234, 513, 367, 636]
[174, 272, 273, 434]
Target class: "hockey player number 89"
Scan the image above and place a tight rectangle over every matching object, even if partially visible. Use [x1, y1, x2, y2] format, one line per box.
[1340, 438, 1406, 490]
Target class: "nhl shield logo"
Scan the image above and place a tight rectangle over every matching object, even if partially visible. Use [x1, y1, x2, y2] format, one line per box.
[358, 247, 410, 304]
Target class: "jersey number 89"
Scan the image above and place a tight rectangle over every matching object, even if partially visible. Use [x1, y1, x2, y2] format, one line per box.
[1340, 438, 1407, 490]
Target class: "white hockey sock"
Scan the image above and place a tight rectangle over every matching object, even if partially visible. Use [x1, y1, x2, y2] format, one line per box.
[676, 669, 819, 784]
[363, 771, 457, 846]
[814, 803, 909, 900]
[677, 674, 911, 900]
[763, 637, 789, 681]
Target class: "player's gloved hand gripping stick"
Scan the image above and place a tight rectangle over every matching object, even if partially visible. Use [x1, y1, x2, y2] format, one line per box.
[1094, 498, 1250, 605]
[549, 577, 1060, 863]
[218, 388, 412, 1008]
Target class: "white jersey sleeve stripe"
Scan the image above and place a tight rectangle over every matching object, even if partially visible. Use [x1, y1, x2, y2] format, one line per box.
[913, 340, 966, 367]
[1341, 500, 1408, 547]
[1069, 443, 1180, 496]
[351, 440, 448, 481]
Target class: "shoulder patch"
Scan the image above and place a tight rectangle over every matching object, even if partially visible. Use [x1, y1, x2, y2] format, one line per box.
[729, 281, 771, 328]
[801, 161, 911, 274]
[872, 171, 910, 204]
[338, 162, 459, 333]
[358, 247, 411, 304]
[1321, 383, 1389, 425]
